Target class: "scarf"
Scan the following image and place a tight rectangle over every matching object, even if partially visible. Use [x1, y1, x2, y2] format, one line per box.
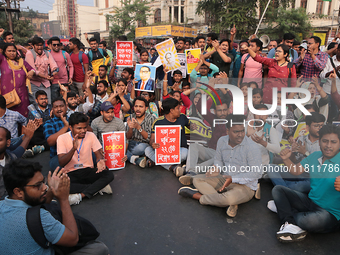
[6, 58, 32, 94]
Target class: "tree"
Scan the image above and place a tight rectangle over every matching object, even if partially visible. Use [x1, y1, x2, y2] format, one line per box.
[107, 0, 151, 41]
[264, 7, 313, 40]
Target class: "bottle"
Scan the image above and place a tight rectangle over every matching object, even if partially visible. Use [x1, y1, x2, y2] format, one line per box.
[28, 104, 41, 119]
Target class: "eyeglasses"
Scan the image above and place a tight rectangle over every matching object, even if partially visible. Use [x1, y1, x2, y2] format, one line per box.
[312, 124, 323, 128]
[141, 93, 149, 97]
[52, 43, 61, 47]
[25, 178, 47, 190]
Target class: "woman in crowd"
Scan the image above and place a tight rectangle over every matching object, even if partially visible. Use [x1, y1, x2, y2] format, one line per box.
[241, 43, 297, 104]
[0, 43, 35, 116]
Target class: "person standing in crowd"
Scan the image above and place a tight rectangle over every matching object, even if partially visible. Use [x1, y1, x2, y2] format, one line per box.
[69, 37, 89, 97]
[175, 38, 185, 54]
[267, 33, 299, 62]
[99, 41, 113, 67]
[0, 29, 27, 58]
[126, 97, 155, 168]
[268, 40, 278, 52]
[196, 35, 206, 53]
[25, 36, 58, 103]
[294, 36, 328, 79]
[273, 124, 340, 243]
[0, 43, 35, 117]
[205, 33, 218, 53]
[241, 43, 297, 104]
[238, 38, 263, 88]
[48, 37, 74, 102]
[87, 37, 110, 76]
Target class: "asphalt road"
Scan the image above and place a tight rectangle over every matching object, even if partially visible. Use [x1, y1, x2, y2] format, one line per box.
[28, 151, 340, 255]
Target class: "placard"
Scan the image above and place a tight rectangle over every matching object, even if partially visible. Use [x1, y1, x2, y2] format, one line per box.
[185, 48, 201, 74]
[134, 64, 156, 92]
[155, 125, 181, 165]
[155, 38, 180, 71]
[116, 41, 133, 66]
[102, 131, 126, 170]
[172, 53, 187, 78]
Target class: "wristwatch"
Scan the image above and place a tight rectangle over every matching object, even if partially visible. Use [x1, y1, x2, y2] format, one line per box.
[138, 128, 143, 133]
[305, 151, 310, 156]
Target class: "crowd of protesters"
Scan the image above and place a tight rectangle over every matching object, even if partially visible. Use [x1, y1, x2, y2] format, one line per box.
[0, 25, 340, 254]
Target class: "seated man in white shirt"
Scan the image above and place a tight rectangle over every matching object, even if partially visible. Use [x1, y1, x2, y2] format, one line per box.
[178, 114, 262, 217]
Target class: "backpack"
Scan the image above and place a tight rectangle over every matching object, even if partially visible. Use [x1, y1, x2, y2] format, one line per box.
[26, 202, 100, 255]
[30, 49, 49, 63]
[70, 51, 85, 74]
[243, 54, 251, 68]
[88, 48, 105, 64]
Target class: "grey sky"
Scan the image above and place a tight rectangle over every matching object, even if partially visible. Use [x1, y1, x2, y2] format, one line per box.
[21, 0, 94, 13]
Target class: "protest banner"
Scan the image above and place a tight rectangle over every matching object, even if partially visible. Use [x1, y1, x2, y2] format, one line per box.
[155, 38, 180, 71]
[185, 48, 201, 74]
[134, 64, 156, 92]
[172, 53, 187, 78]
[155, 125, 181, 165]
[102, 131, 126, 170]
[116, 41, 133, 66]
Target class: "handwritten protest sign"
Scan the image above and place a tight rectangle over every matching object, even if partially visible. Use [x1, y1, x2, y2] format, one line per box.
[185, 48, 201, 74]
[102, 131, 126, 170]
[155, 125, 181, 165]
[116, 41, 133, 66]
[155, 38, 180, 71]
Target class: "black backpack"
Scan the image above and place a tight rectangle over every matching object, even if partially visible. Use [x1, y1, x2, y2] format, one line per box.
[26, 202, 100, 255]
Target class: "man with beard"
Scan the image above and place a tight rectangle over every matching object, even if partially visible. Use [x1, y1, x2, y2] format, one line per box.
[267, 112, 325, 197]
[0, 160, 109, 254]
[246, 104, 281, 165]
[179, 99, 229, 185]
[272, 124, 340, 243]
[87, 80, 109, 123]
[27, 90, 52, 156]
[66, 83, 94, 118]
[44, 98, 70, 171]
[91, 101, 125, 145]
[91, 65, 113, 94]
[175, 38, 185, 54]
[126, 97, 156, 168]
[178, 114, 262, 218]
[267, 33, 298, 62]
[87, 37, 110, 76]
[57, 112, 119, 205]
[0, 124, 36, 199]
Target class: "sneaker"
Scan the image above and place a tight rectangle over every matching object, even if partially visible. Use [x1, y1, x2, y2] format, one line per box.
[255, 183, 261, 200]
[178, 187, 199, 198]
[276, 222, 307, 243]
[68, 193, 82, 205]
[267, 200, 277, 213]
[22, 149, 34, 158]
[98, 184, 113, 195]
[226, 205, 238, 217]
[130, 155, 139, 164]
[32, 145, 45, 155]
[179, 172, 197, 185]
[135, 157, 146, 168]
[175, 166, 185, 177]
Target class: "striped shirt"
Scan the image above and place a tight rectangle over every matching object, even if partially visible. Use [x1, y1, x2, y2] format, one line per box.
[294, 51, 328, 78]
[91, 116, 125, 145]
[0, 109, 27, 138]
[125, 113, 156, 143]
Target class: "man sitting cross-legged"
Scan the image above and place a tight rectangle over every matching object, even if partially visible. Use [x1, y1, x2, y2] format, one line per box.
[57, 112, 123, 205]
[178, 114, 262, 217]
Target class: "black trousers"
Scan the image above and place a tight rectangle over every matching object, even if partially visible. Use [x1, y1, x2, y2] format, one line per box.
[67, 167, 114, 198]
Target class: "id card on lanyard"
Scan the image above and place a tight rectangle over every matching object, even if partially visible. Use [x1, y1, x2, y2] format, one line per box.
[70, 133, 84, 169]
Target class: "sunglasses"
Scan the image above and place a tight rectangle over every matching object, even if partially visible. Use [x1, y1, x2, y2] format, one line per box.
[52, 43, 61, 47]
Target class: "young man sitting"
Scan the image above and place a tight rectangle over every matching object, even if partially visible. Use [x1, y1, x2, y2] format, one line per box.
[57, 112, 121, 205]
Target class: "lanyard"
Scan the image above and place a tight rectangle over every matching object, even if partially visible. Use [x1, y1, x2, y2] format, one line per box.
[70, 133, 84, 162]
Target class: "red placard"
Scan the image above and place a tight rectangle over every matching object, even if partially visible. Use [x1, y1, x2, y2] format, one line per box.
[155, 125, 181, 165]
[102, 132, 126, 170]
[116, 41, 133, 66]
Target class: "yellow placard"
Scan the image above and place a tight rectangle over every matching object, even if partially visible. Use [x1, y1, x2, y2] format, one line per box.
[185, 48, 201, 74]
[313, 32, 326, 46]
[135, 27, 152, 38]
[293, 123, 309, 139]
[155, 38, 180, 71]
[152, 25, 172, 36]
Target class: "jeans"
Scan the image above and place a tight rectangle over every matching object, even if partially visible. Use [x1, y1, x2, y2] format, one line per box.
[126, 140, 150, 161]
[145, 147, 188, 170]
[267, 170, 311, 194]
[49, 155, 60, 172]
[51, 83, 60, 102]
[9, 135, 23, 151]
[272, 185, 340, 233]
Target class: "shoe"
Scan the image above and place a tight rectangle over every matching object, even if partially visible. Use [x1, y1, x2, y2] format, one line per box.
[179, 172, 197, 185]
[226, 205, 238, 217]
[175, 166, 185, 177]
[267, 200, 277, 213]
[276, 222, 307, 243]
[130, 155, 139, 164]
[68, 193, 82, 205]
[178, 187, 199, 198]
[22, 149, 34, 158]
[32, 145, 45, 155]
[146, 159, 155, 168]
[135, 157, 146, 168]
[255, 183, 261, 200]
[98, 184, 113, 195]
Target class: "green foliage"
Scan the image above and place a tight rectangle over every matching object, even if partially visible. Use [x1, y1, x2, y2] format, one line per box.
[107, 0, 151, 41]
[264, 7, 313, 40]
